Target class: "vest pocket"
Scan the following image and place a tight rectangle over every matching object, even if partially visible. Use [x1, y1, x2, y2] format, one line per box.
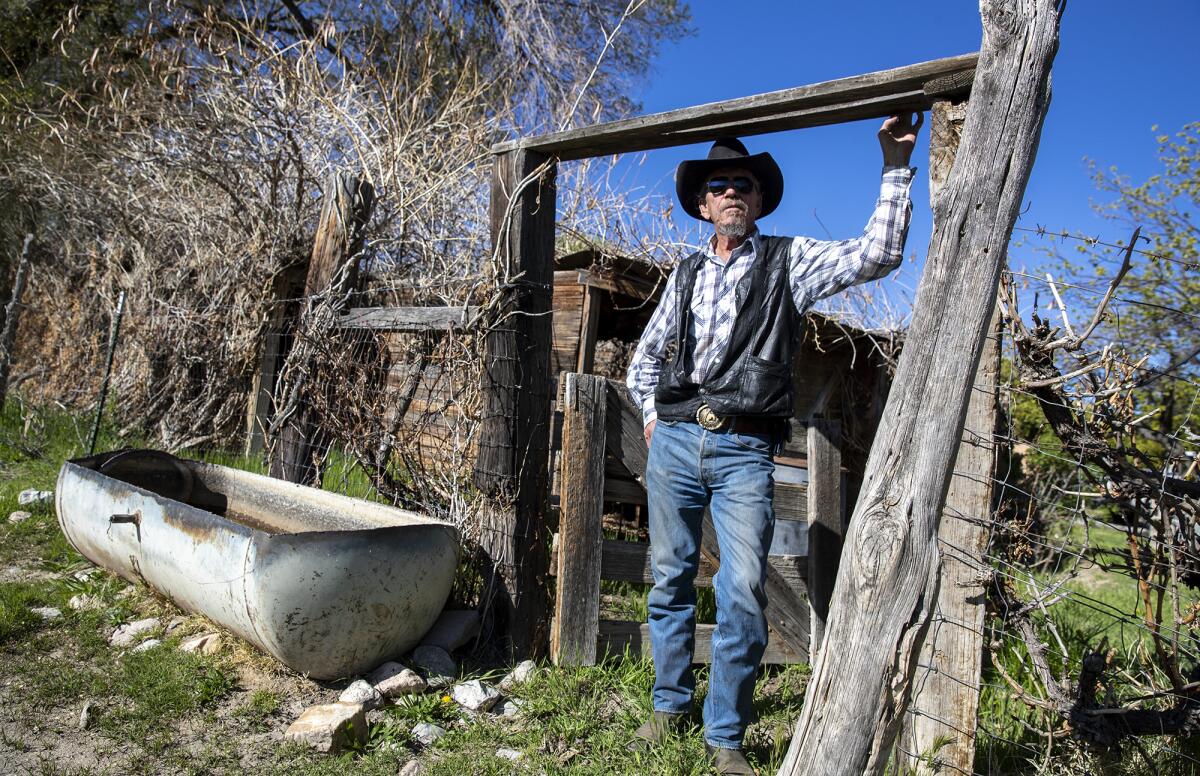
[741, 355, 791, 412]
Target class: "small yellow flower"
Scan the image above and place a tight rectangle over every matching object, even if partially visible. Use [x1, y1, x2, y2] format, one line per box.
[441, 695, 452, 703]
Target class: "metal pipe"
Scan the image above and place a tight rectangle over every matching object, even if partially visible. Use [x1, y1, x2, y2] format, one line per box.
[88, 290, 126, 455]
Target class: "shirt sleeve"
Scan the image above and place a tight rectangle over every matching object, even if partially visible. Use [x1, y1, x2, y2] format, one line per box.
[788, 165, 915, 313]
[626, 268, 679, 428]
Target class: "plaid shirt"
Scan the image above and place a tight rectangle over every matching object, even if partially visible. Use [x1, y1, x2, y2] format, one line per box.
[627, 165, 915, 427]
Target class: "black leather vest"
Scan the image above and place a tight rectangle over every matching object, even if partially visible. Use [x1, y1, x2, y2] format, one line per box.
[655, 235, 798, 421]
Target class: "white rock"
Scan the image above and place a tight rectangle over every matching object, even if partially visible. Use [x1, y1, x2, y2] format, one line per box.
[284, 702, 366, 754]
[496, 698, 524, 718]
[110, 617, 161, 647]
[411, 722, 447, 747]
[164, 616, 187, 635]
[68, 594, 102, 611]
[79, 702, 94, 730]
[339, 679, 384, 710]
[8, 510, 31, 524]
[498, 659, 538, 692]
[131, 638, 162, 653]
[496, 748, 524, 762]
[71, 568, 99, 582]
[30, 606, 61, 621]
[398, 760, 423, 776]
[450, 679, 500, 713]
[18, 489, 53, 506]
[411, 645, 457, 687]
[368, 662, 427, 698]
[179, 632, 222, 655]
[419, 610, 481, 652]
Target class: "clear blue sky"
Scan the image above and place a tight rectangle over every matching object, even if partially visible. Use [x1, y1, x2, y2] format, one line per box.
[607, 0, 1199, 285]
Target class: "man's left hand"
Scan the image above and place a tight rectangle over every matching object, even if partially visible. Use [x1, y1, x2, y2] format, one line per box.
[878, 112, 923, 167]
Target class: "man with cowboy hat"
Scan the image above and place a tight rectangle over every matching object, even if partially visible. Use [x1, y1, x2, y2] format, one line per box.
[626, 113, 922, 774]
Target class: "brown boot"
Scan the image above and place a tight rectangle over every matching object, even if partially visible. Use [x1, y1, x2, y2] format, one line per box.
[705, 744, 757, 775]
[628, 710, 686, 751]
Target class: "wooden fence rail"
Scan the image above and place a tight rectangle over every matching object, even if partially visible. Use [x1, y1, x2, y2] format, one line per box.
[549, 372, 847, 667]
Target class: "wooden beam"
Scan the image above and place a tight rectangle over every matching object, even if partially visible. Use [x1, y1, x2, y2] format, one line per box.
[338, 306, 480, 332]
[899, 102, 992, 769]
[551, 373, 607, 666]
[599, 620, 805, 665]
[805, 419, 843, 658]
[474, 149, 557, 658]
[576, 286, 601, 373]
[555, 269, 662, 301]
[492, 53, 976, 161]
[779, 2, 1063, 772]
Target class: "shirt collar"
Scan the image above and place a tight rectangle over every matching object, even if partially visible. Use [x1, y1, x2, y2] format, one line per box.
[702, 229, 761, 265]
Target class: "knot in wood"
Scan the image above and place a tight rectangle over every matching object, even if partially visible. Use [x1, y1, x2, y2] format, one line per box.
[981, 2, 1022, 40]
[853, 506, 908, 594]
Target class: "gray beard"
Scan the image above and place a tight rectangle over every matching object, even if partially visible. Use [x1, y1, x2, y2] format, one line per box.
[715, 214, 748, 239]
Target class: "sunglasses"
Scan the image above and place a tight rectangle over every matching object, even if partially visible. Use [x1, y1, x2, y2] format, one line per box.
[705, 176, 757, 195]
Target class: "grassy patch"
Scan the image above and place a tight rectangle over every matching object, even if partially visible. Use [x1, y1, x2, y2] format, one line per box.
[0, 580, 50, 644]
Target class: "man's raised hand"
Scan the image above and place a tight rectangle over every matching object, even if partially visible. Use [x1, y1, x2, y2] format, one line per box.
[878, 112, 923, 167]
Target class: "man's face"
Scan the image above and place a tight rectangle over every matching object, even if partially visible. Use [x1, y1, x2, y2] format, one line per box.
[698, 167, 762, 239]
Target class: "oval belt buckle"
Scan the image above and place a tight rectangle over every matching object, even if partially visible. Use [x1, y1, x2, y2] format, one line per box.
[696, 403, 728, 431]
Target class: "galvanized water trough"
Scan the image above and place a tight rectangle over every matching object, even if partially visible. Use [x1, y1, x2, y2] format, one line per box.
[56, 449, 460, 679]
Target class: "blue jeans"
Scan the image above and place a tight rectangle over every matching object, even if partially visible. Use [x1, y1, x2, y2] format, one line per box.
[645, 419, 775, 750]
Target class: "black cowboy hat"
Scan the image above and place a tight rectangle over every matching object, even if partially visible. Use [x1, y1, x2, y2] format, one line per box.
[675, 137, 784, 221]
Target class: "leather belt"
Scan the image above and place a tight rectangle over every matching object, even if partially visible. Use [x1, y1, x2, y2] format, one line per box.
[694, 403, 781, 436]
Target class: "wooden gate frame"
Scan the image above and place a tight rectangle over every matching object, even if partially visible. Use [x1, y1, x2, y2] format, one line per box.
[471, 52, 979, 659]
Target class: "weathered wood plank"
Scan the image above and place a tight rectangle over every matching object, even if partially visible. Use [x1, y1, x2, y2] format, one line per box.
[598, 620, 806, 665]
[780, 4, 1063, 773]
[551, 373, 607, 666]
[474, 149, 557, 658]
[603, 379, 648, 478]
[555, 269, 662, 301]
[586, 537, 808, 590]
[338, 306, 479, 332]
[493, 53, 976, 161]
[806, 419, 843, 658]
[576, 286, 602, 374]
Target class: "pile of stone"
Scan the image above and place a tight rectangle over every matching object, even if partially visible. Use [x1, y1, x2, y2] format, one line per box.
[283, 609, 538, 756]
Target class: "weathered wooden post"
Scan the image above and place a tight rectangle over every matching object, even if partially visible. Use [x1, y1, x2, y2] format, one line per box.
[0, 234, 33, 407]
[268, 173, 375, 484]
[806, 418, 843, 658]
[897, 98, 999, 774]
[778, 1, 1064, 773]
[244, 271, 297, 458]
[551, 372, 607, 665]
[475, 148, 557, 658]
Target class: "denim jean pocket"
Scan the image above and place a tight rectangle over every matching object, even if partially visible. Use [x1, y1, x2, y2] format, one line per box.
[728, 430, 772, 453]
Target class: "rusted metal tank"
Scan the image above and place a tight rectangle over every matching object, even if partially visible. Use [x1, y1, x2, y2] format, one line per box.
[56, 449, 459, 679]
